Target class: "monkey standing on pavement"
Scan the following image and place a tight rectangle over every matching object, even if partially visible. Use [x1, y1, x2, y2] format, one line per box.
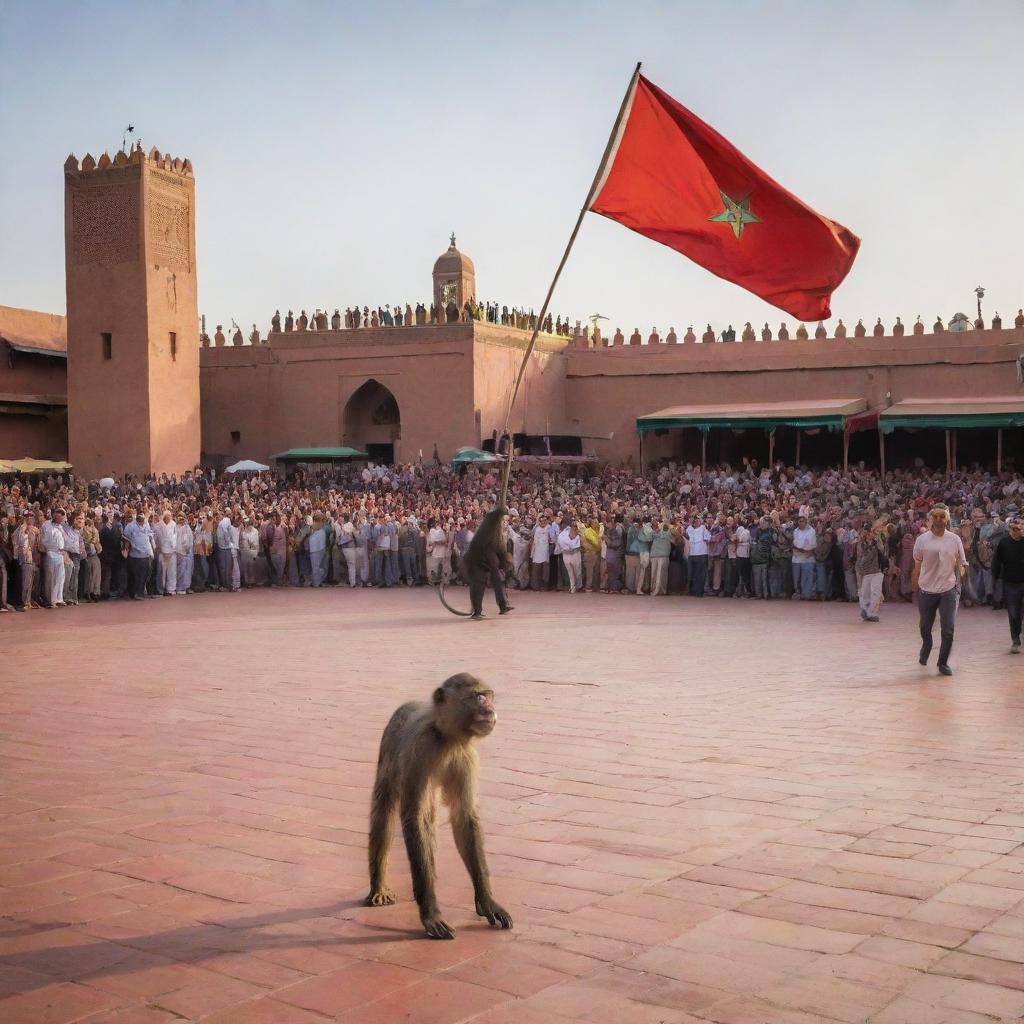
[438, 506, 514, 620]
[365, 673, 512, 939]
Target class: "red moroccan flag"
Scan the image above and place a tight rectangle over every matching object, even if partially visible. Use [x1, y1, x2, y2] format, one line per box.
[588, 74, 860, 321]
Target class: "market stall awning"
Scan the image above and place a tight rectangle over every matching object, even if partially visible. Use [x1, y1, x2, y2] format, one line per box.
[637, 398, 867, 432]
[880, 397, 1024, 433]
[0, 458, 72, 474]
[271, 447, 367, 461]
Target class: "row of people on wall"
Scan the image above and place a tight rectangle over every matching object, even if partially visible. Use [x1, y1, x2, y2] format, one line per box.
[198, 302, 577, 346]
[199, 307, 1024, 349]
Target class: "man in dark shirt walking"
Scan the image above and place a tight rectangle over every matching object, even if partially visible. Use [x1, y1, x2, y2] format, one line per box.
[992, 517, 1024, 654]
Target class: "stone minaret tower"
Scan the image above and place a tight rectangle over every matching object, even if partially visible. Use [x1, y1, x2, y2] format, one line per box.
[64, 144, 199, 478]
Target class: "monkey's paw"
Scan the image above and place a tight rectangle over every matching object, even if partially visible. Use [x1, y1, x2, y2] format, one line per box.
[422, 914, 456, 940]
[476, 897, 513, 929]
[365, 888, 397, 907]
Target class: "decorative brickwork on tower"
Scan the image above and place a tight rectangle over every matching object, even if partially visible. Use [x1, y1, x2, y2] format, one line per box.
[64, 144, 199, 477]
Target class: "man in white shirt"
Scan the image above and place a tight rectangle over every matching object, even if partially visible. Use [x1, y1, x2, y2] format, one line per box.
[426, 519, 450, 584]
[913, 504, 967, 676]
[153, 510, 178, 596]
[215, 514, 235, 590]
[557, 522, 583, 594]
[732, 518, 752, 597]
[530, 514, 551, 590]
[791, 515, 817, 600]
[174, 512, 194, 594]
[41, 509, 68, 608]
[239, 516, 261, 587]
[685, 515, 710, 597]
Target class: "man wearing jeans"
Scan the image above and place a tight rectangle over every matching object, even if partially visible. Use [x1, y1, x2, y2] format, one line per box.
[992, 517, 1024, 654]
[791, 514, 817, 600]
[913, 504, 968, 676]
[685, 514, 710, 597]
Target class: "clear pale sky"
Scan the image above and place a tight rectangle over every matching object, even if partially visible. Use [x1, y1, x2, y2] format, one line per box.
[2, 0, 1021, 337]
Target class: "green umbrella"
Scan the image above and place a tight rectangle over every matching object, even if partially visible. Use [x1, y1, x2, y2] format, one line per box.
[451, 447, 499, 464]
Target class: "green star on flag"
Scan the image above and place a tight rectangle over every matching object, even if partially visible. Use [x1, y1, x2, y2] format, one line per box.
[709, 190, 761, 239]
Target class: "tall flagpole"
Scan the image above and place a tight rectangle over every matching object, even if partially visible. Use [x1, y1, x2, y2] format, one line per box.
[498, 62, 642, 508]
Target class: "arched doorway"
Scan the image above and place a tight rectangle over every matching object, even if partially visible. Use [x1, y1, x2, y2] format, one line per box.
[343, 379, 400, 463]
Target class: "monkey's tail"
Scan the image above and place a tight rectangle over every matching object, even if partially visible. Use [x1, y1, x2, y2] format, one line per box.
[437, 581, 473, 617]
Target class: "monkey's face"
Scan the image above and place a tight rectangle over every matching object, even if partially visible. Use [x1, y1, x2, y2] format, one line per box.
[468, 688, 497, 737]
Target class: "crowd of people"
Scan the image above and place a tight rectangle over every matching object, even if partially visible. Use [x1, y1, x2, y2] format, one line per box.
[1, 458, 1021, 652]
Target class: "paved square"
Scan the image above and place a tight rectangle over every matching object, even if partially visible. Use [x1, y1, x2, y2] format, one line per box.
[2, 590, 1023, 1023]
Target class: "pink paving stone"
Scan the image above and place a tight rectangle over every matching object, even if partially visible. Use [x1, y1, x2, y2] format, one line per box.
[2, 590, 1024, 1023]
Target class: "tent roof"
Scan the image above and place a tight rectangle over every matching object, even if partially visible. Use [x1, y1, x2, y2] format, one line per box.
[637, 398, 866, 431]
[880, 396, 1024, 432]
[0, 458, 72, 473]
[0, 305, 67, 355]
[271, 447, 367, 461]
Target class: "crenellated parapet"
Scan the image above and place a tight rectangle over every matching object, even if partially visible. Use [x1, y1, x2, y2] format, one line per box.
[571, 310, 1024, 350]
[63, 143, 193, 178]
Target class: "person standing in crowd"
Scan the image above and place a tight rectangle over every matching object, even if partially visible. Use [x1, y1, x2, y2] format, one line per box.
[355, 512, 373, 586]
[335, 511, 356, 586]
[649, 517, 673, 596]
[12, 510, 37, 611]
[175, 511, 194, 594]
[216, 510, 235, 590]
[307, 512, 329, 587]
[397, 515, 419, 586]
[61, 509, 84, 605]
[557, 519, 583, 593]
[634, 515, 654, 595]
[80, 510, 102, 602]
[992, 516, 1024, 654]
[123, 511, 154, 601]
[509, 518, 531, 589]
[913, 504, 968, 676]
[153, 509, 178, 596]
[580, 514, 602, 593]
[733, 515, 752, 597]
[624, 517, 641, 594]
[770, 514, 792, 598]
[426, 517, 448, 586]
[529, 512, 550, 590]
[193, 514, 213, 592]
[855, 524, 886, 622]
[239, 515, 260, 587]
[99, 512, 122, 599]
[603, 514, 625, 594]
[264, 511, 287, 587]
[791, 513, 817, 600]
[750, 515, 772, 599]
[548, 511, 564, 592]
[686, 513, 710, 597]
[0, 513, 11, 612]
[708, 513, 727, 595]
[41, 507, 67, 608]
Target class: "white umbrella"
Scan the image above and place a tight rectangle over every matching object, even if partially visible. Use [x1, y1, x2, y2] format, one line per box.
[98, 477, 116, 488]
[225, 459, 270, 473]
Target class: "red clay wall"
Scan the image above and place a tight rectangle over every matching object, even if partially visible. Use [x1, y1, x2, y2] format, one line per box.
[566, 327, 1024, 463]
[200, 324, 479, 467]
[471, 323, 566, 442]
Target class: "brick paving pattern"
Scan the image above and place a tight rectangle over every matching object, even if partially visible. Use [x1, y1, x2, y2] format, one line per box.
[2, 590, 1023, 1023]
